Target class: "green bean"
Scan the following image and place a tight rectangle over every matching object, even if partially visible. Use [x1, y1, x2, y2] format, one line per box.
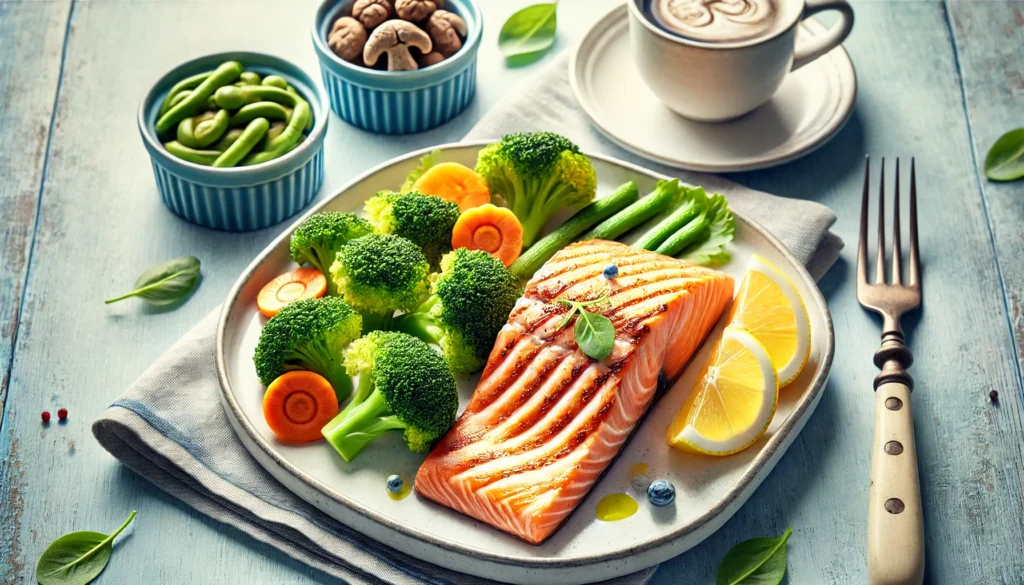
[239, 71, 262, 85]
[176, 111, 214, 147]
[293, 95, 314, 131]
[257, 121, 287, 151]
[163, 140, 221, 166]
[210, 128, 244, 152]
[158, 70, 212, 116]
[193, 109, 229, 147]
[214, 85, 297, 110]
[267, 100, 309, 151]
[166, 89, 192, 110]
[228, 101, 291, 127]
[156, 61, 243, 135]
[261, 75, 288, 90]
[213, 117, 269, 167]
[241, 140, 301, 166]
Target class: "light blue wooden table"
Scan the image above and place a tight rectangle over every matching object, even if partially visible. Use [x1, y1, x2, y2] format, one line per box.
[2, 0, 1023, 583]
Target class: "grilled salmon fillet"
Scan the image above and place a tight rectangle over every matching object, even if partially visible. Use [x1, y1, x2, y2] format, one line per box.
[415, 240, 734, 544]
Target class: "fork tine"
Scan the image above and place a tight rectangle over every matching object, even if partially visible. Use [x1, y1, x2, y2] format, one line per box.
[857, 156, 870, 286]
[909, 158, 920, 287]
[892, 159, 902, 285]
[875, 158, 886, 284]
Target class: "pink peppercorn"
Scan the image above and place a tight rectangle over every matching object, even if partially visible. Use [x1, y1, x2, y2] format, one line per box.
[41, 411, 51, 423]
[57, 408, 68, 421]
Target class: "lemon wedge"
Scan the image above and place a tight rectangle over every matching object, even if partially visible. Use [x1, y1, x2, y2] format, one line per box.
[667, 327, 778, 456]
[728, 254, 810, 387]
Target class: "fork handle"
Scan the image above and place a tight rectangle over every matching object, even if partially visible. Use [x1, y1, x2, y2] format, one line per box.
[868, 374, 925, 585]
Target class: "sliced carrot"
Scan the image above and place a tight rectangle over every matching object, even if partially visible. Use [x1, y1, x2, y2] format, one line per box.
[257, 267, 327, 317]
[451, 204, 524, 267]
[412, 162, 491, 211]
[263, 371, 339, 444]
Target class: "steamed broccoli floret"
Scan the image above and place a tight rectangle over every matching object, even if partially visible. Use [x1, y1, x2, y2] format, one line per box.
[475, 132, 597, 248]
[393, 248, 522, 373]
[289, 212, 374, 295]
[321, 331, 458, 461]
[253, 296, 362, 400]
[329, 234, 430, 332]
[364, 190, 460, 268]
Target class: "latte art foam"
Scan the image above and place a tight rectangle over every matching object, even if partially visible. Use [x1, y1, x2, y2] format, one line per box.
[654, 0, 778, 42]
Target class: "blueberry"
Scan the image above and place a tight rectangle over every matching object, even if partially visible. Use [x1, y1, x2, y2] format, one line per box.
[647, 479, 675, 507]
[603, 264, 619, 279]
[386, 474, 404, 493]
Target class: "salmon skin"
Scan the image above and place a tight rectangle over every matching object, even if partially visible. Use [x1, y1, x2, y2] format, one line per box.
[415, 240, 734, 544]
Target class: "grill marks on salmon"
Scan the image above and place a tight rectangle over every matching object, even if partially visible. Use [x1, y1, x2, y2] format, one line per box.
[416, 240, 734, 544]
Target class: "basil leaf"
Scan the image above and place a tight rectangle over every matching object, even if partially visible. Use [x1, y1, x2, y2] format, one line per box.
[715, 527, 792, 585]
[574, 309, 615, 360]
[36, 511, 137, 585]
[498, 2, 558, 65]
[984, 128, 1024, 182]
[104, 256, 201, 307]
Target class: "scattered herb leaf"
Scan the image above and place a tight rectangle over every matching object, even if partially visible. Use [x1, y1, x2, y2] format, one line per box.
[574, 309, 615, 360]
[984, 128, 1024, 182]
[36, 511, 137, 585]
[715, 526, 791, 585]
[104, 256, 201, 307]
[401, 149, 441, 193]
[681, 193, 735, 267]
[554, 289, 614, 359]
[498, 2, 558, 65]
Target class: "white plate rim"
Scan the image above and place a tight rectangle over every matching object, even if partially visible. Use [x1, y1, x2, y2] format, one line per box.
[215, 140, 835, 571]
[569, 4, 858, 173]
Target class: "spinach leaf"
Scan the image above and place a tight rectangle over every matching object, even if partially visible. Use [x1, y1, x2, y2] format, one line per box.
[715, 527, 792, 585]
[498, 2, 558, 65]
[36, 511, 137, 585]
[104, 256, 201, 307]
[985, 128, 1024, 182]
[575, 309, 615, 360]
[554, 290, 614, 360]
[401, 149, 441, 193]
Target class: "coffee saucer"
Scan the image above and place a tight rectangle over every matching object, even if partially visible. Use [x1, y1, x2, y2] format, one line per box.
[569, 5, 856, 172]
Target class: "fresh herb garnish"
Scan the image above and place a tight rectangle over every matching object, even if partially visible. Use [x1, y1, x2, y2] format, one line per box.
[400, 149, 441, 193]
[498, 2, 558, 65]
[104, 256, 201, 307]
[555, 289, 615, 360]
[36, 511, 137, 585]
[715, 526, 791, 585]
[984, 128, 1024, 182]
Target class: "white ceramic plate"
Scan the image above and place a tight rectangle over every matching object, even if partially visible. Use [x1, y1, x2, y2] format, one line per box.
[217, 142, 834, 584]
[569, 5, 857, 173]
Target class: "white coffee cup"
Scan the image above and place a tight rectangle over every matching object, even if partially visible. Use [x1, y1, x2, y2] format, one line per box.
[628, 0, 854, 122]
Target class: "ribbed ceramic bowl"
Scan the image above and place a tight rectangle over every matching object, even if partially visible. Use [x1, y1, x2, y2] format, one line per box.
[138, 52, 329, 232]
[312, 0, 482, 135]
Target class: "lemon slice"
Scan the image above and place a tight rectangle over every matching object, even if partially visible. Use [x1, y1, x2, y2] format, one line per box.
[729, 254, 811, 387]
[667, 327, 778, 456]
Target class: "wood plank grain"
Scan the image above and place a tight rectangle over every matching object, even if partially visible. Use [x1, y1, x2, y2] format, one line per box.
[0, 1, 69, 417]
[0, 1, 72, 582]
[947, 0, 1024, 442]
[2, 0, 1022, 584]
[652, 1, 1024, 583]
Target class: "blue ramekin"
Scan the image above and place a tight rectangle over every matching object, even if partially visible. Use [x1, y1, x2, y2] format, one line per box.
[138, 52, 329, 232]
[312, 0, 482, 135]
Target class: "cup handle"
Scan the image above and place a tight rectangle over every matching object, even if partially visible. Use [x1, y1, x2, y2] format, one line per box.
[792, 0, 854, 71]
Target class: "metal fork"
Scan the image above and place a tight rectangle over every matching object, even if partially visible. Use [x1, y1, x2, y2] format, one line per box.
[857, 157, 925, 585]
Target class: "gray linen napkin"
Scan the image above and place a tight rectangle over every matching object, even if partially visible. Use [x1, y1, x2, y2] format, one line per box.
[93, 51, 842, 585]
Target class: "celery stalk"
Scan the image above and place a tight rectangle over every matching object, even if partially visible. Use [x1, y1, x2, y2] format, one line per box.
[578, 179, 680, 242]
[510, 181, 639, 280]
[633, 187, 708, 251]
